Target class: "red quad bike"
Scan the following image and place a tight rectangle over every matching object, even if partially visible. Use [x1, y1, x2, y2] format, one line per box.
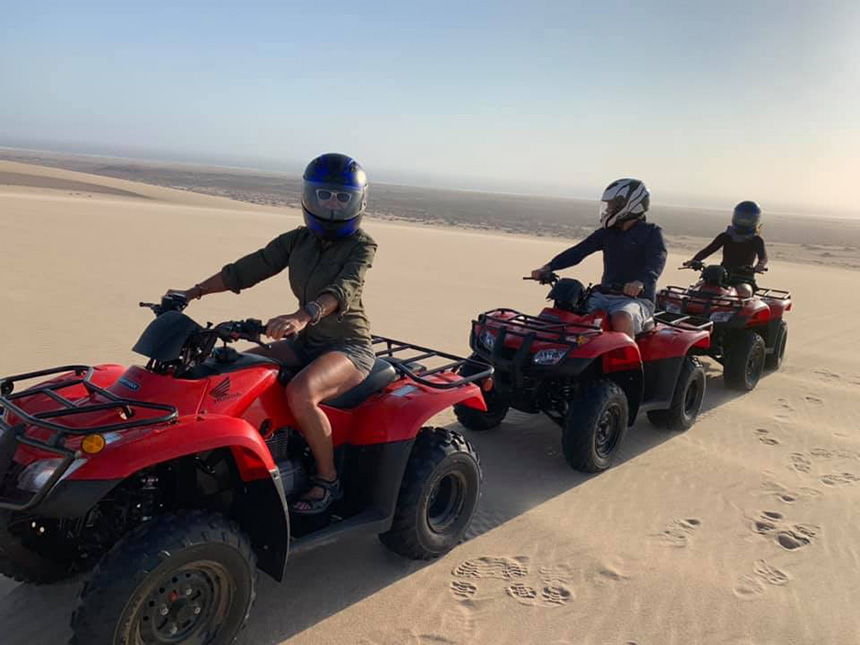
[0, 294, 491, 644]
[453, 274, 713, 473]
[657, 261, 792, 391]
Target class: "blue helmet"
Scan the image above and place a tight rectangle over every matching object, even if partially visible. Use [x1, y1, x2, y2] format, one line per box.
[301, 153, 368, 240]
[731, 201, 762, 236]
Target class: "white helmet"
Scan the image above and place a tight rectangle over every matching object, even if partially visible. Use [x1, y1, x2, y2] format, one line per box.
[599, 178, 650, 229]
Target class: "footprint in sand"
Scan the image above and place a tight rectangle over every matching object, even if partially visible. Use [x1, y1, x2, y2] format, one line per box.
[657, 518, 702, 548]
[504, 582, 573, 607]
[753, 559, 790, 585]
[450, 556, 574, 609]
[761, 479, 823, 505]
[750, 511, 820, 551]
[755, 428, 780, 446]
[814, 368, 860, 387]
[452, 556, 529, 580]
[789, 453, 813, 474]
[733, 560, 790, 598]
[809, 447, 860, 461]
[449, 580, 478, 600]
[804, 395, 824, 405]
[819, 472, 860, 487]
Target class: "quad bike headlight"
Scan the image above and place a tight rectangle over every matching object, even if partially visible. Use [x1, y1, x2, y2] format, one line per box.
[480, 329, 496, 351]
[532, 348, 568, 366]
[17, 458, 64, 493]
[17, 457, 86, 493]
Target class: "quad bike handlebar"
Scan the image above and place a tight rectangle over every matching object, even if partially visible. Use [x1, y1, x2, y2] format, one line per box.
[681, 261, 767, 274]
[523, 271, 559, 285]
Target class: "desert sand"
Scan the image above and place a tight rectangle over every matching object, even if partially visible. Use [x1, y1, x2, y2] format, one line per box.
[1, 161, 859, 645]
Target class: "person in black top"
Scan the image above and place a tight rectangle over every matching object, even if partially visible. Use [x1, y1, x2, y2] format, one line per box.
[531, 178, 667, 339]
[683, 201, 768, 297]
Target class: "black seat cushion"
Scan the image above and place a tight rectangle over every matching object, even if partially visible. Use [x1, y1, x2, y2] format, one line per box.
[324, 358, 398, 409]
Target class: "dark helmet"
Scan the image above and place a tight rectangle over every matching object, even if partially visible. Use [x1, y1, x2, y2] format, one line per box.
[599, 178, 650, 229]
[731, 201, 762, 236]
[302, 153, 368, 240]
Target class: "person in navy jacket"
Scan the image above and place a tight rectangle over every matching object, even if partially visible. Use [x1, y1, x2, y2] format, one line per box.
[531, 178, 667, 339]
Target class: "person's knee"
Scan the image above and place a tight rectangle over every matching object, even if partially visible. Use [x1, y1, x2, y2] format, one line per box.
[286, 378, 319, 413]
[611, 311, 636, 338]
[612, 311, 632, 328]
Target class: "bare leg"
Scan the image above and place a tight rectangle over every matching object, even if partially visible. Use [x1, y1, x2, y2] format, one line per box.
[611, 311, 635, 340]
[286, 352, 365, 508]
[735, 283, 753, 298]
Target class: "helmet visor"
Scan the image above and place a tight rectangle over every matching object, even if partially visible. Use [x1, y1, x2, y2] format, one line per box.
[302, 181, 365, 221]
[599, 196, 626, 221]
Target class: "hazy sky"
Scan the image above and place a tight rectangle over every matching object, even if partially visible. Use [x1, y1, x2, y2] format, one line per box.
[2, 1, 858, 214]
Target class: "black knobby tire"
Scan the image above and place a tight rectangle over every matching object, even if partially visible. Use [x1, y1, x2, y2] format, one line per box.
[647, 356, 706, 431]
[723, 330, 766, 391]
[0, 512, 77, 583]
[379, 428, 481, 560]
[765, 320, 788, 371]
[562, 380, 629, 473]
[71, 510, 257, 645]
[453, 358, 509, 431]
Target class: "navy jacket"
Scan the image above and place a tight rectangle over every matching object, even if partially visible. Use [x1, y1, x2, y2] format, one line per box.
[548, 220, 667, 302]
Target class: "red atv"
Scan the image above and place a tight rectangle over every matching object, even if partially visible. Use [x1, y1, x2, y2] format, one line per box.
[0, 294, 491, 644]
[454, 274, 713, 473]
[657, 261, 791, 391]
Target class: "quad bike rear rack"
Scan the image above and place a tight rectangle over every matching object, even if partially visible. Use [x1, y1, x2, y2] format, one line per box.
[659, 285, 752, 312]
[0, 365, 177, 512]
[652, 310, 714, 332]
[754, 286, 791, 300]
[371, 336, 493, 388]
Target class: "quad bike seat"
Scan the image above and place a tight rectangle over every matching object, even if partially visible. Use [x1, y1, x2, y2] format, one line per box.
[324, 358, 399, 409]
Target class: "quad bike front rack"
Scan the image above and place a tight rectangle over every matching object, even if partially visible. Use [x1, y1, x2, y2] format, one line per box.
[0, 365, 177, 512]
[371, 336, 493, 389]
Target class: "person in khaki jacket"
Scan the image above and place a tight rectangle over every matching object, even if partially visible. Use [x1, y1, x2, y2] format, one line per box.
[166, 153, 377, 515]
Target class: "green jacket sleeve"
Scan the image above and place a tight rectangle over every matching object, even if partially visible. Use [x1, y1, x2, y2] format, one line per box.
[319, 238, 377, 319]
[221, 230, 296, 293]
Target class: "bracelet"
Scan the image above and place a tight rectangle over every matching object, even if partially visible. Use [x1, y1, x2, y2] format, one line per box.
[192, 284, 205, 300]
[303, 301, 324, 325]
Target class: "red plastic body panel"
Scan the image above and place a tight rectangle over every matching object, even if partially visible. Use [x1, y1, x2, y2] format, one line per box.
[659, 279, 791, 327]
[11, 357, 485, 478]
[67, 414, 276, 482]
[477, 306, 708, 366]
[637, 325, 712, 360]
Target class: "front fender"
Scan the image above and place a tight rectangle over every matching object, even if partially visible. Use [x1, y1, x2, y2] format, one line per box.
[67, 414, 276, 482]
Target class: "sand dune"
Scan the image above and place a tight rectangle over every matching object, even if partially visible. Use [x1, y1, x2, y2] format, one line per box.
[1, 163, 859, 644]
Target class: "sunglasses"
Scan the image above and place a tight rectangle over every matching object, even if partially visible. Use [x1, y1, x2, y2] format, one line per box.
[316, 189, 353, 204]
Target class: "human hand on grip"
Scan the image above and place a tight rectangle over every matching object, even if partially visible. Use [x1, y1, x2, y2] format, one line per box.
[163, 286, 202, 302]
[530, 265, 550, 280]
[622, 281, 644, 297]
[265, 311, 310, 340]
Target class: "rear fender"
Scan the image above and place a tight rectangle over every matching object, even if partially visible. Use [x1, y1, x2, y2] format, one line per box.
[639, 327, 711, 361]
[348, 379, 487, 445]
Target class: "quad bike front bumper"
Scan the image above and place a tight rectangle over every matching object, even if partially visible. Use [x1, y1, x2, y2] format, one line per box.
[0, 364, 176, 514]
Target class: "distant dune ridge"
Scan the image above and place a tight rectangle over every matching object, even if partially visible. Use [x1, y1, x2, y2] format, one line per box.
[2, 147, 859, 271]
[1, 161, 859, 645]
